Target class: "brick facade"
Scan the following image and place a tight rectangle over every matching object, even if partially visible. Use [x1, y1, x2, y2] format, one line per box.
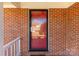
[4, 8, 21, 44]
[4, 2, 79, 56]
[48, 9, 66, 55]
[66, 6, 79, 55]
[4, 8, 28, 55]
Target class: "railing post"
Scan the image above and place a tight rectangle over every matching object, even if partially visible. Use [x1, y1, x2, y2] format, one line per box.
[6, 48, 8, 56]
[13, 43, 15, 56]
[19, 39, 21, 55]
[10, 45, 13, 56]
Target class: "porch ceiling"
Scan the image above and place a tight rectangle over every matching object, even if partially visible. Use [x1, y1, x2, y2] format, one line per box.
[3, 2, 17, 8]
[20, 2, 75, 8]
[3, 2, 75, 8]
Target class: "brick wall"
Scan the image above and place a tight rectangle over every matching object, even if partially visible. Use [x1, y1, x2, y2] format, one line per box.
[4, 2, 79, 56]
[69, 2, 79, 8]
[4, 8, 21, 44]
[48, 9, 67, 55]
[4, 8, 67, 56]
[48, 2, 79, 56]
[66, 3, 79, 55]
[4, 8, 28, 55]
[20, 9, 28, 55]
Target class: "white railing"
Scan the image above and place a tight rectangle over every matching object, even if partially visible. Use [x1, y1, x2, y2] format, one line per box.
[3, 36, 20, 56]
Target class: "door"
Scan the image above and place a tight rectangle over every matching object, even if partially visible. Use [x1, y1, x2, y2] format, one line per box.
[29, 9, 48, 51]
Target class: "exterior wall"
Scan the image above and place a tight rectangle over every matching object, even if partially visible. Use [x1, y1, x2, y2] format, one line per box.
[20, 9, 67, 56]
[4, 8, 21, 44]
[4, 2, 79, 56]
[4, 8, 28, 56]
[49, 5, 79, 56]
[66, 3, 79, 55]
[20, 9, 28, 55]
[48, 9, 67, 55]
